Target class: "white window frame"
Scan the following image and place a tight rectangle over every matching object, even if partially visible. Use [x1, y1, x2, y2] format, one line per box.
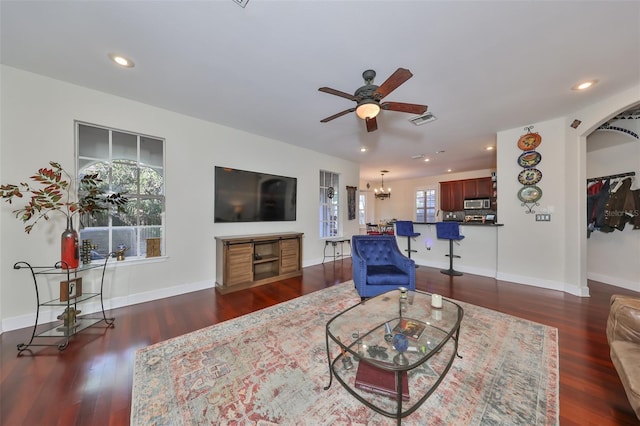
[416, 188, 437, 222]
[319, 170, 339, 238]
[358, 193, 366, 225]
[76, 121, 166, 261]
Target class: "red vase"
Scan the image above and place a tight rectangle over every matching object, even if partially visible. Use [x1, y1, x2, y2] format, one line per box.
[61, 217, 79, 269]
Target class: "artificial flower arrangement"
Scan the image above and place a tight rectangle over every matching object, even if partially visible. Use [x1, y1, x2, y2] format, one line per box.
[0, 161, 128, 233]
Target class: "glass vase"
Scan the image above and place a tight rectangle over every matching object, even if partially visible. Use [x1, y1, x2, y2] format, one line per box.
[61, 217, 79, 269]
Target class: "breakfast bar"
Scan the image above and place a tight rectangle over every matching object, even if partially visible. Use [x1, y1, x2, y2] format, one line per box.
[405, 222, 503, 278]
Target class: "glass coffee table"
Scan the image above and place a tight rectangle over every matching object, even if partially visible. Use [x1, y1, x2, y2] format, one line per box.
[324, 288, 463, 424]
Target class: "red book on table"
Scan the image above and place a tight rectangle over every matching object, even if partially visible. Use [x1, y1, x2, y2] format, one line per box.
[354, 360, 410, 401]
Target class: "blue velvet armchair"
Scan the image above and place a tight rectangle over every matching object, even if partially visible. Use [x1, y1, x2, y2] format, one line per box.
[351, 235, 416, 299]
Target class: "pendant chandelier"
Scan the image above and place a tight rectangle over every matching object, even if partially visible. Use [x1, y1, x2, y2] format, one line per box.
[374, 170, 391, 200]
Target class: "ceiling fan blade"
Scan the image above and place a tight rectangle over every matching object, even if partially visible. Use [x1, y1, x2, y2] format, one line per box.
[320, 107, 356, 123]
[365, 116, 378, 132]
[318, 87, 360, 102]
[381, 102, 428, 115]
[373, 68, 413, 99]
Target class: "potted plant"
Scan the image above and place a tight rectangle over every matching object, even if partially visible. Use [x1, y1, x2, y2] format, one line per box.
[1, 161, 128, 268]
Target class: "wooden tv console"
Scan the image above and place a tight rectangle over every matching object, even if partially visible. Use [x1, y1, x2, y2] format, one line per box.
[215, 232, 303, 294]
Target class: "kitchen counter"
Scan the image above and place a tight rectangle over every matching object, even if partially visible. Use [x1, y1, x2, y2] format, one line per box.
[397, 222, 502, 277]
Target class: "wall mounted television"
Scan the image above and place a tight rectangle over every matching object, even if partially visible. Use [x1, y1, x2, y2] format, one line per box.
[214, 166, 297, 222]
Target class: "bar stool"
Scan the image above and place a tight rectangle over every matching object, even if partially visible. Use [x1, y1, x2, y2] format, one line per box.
[435, 222, 464, 276]
[395, 221, 420, 261]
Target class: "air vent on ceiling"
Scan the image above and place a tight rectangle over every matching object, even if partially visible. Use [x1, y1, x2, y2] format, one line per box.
[409, 111, 437, 126]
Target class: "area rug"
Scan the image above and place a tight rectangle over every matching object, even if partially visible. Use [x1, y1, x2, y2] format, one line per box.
[131, 282, 558, 425]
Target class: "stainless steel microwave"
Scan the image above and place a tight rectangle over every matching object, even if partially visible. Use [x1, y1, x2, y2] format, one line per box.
[464, 198, 490, 209]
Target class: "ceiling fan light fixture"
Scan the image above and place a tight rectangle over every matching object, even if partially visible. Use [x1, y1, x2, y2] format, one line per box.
[356, 100, 380, 120]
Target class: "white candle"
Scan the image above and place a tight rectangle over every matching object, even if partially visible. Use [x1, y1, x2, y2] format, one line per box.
[431, 294, 443, 309]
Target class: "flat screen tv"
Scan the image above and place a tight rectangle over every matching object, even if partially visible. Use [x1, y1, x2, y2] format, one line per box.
[214, 166, 297, 222]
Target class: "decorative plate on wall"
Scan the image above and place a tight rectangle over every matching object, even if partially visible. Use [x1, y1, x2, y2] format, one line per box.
[517, 150, 542, 168]
[517, 168, 542, 185]
[517, 132, 542, 151]
[517, 185, 543, 203]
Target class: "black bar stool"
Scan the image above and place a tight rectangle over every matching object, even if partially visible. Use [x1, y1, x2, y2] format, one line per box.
[395, 221, 420, 261]
[435, 222, 464, 276]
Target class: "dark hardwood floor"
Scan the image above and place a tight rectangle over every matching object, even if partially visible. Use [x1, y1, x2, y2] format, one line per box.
[1, 260, 638, 425]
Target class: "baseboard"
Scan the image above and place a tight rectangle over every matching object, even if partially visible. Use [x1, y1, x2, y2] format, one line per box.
[414, 259, 497, 279]
[496, 272, 589, 297]
[1, 279, 215, 333]
[305, 255, 352, 268]
[587, 272, 640, 293]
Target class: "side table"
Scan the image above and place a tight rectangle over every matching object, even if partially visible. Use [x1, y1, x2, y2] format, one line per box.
[14, 254, 116, 354]
[322, 238, 351, 263]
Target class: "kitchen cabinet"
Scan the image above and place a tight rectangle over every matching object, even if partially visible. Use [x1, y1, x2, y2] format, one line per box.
[463, 180, 477, 199]
[477, 178, 493, 198]
[440, 180, 464, 211]
[463, 177, 493, 199]
[441, 177, 493, 211]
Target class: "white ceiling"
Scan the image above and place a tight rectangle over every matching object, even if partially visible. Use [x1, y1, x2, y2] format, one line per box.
[1, 1, 639, 183]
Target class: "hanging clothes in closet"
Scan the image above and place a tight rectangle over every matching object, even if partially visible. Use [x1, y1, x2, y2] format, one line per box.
[587, 174, 639, 237]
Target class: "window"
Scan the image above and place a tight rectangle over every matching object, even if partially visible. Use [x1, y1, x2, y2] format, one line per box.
[76, 122, 165, 259]
[358, 194, 366, 225]
[319, 170, 339, 238]
[416, 189, 437, 223]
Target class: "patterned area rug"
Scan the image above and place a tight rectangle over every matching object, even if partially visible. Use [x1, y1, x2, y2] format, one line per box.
[131, 282, 558, 425]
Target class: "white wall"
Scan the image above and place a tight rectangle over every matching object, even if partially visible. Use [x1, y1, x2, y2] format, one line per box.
[496, 84, 640, 297]
[586, 119, 640, 290]
[0, 66, 360, 331]
[496, 117, 578, 293]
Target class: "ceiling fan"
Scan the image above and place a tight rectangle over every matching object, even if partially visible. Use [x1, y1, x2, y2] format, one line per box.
[319, 68, 428, 132]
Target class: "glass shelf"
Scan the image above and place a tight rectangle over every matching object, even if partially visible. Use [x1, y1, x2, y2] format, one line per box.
[14, 255, 116, 353]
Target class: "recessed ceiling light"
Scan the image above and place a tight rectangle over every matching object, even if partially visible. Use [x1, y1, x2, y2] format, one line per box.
[571, 79, 597, 91]
[424, 158, 430, 162]
[447, 169, 452, 172]
[360, 147, 367, 152]
[109, 53, 135, 68]
[486, 146, 494, 151]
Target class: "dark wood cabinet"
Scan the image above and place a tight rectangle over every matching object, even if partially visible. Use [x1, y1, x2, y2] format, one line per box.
[440, 182, 452, 211]
[464, 177, 493, 199]
[463, 180, 478, 199]
[440, 177, 493, 211]
[451, 181, 463, 210]
[440, 180, 464, 211]
[476, 178, 493, 198]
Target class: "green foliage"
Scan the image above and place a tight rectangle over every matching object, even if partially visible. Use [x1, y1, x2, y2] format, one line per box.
[0, 161, 128, 233]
